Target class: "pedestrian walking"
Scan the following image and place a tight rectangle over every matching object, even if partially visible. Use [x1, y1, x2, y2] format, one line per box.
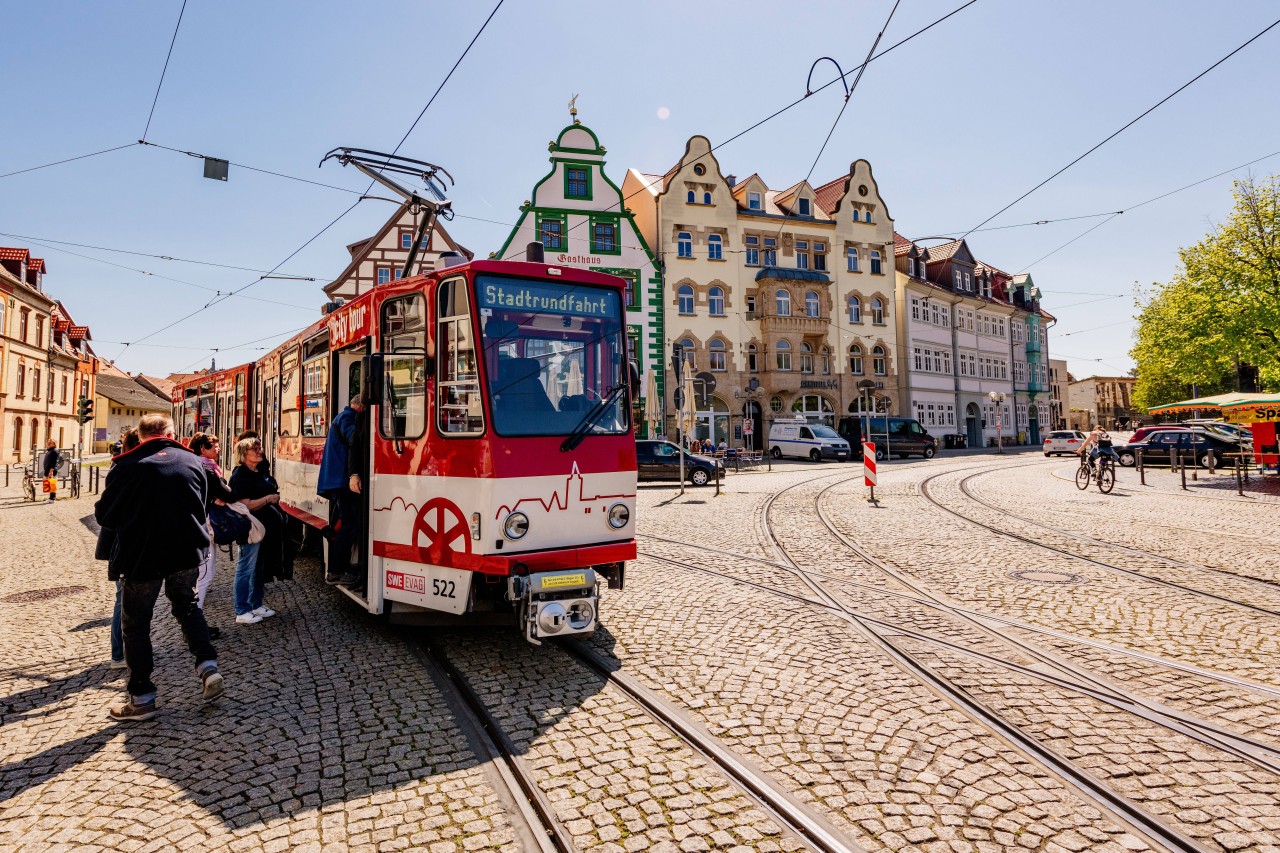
[41, 439, 60, 502]
[229, 437, 283, 624]
[189, 433, 226, 639]
[95, 415, 233, 721]
[317, 393, 366, 586]
[106, 428, 141, 670]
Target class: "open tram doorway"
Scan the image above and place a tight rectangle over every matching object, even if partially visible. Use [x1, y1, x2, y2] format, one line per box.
[327, 342, 371, 591]
[965, 402, 981, 449]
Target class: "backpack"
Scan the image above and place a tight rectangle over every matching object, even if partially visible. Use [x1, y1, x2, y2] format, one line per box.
[210, 504, 251, 545]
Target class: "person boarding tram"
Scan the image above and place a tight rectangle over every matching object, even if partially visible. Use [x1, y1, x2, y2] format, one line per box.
[317, 393, 367, 587]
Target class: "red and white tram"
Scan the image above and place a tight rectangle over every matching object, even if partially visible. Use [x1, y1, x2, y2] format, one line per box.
[175, 250, 637, 642]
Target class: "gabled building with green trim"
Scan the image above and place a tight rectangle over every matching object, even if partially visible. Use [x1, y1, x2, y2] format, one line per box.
[492, 118, 663, 434]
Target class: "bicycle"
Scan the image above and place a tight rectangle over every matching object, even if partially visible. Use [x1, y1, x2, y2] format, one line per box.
[1075, 452, 1116, 494]
[19, 463, 37, 502]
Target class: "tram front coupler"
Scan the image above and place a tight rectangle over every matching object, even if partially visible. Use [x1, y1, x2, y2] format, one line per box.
[508, 568, 599, 645]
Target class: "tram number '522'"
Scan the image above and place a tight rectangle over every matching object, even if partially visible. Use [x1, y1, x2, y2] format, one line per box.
[384, 564, 474, 616]
[385, 572, 451, 597]
[432, 579, 456, 599]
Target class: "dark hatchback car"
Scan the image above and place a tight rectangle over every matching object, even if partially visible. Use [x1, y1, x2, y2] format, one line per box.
[1117, 428, 1245, 468]
[636, 440, 724, 486]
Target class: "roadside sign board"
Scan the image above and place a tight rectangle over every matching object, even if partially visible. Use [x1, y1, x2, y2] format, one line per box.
[863, 442, 877, 486]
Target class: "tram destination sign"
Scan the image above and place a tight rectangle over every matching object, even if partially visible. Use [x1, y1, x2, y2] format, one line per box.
[479, 277, 615, 319]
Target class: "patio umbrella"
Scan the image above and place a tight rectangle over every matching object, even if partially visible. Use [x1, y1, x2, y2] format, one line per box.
[643, 369, 660, 435]
[566, 358, 584, 397]
[680, 370, 698, 437]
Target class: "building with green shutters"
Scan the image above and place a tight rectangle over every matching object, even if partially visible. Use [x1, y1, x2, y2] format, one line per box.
[492, 116, 663, 435]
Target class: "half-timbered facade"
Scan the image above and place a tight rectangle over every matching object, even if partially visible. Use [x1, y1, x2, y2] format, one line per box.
[324, 202, 472, 301]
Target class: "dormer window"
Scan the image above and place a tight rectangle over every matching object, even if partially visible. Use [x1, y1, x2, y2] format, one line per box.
[953, 269, 962, 289]
[964, 271, 972, 291]
[748, 191, 762, 210]
[797, 198, 811, 216]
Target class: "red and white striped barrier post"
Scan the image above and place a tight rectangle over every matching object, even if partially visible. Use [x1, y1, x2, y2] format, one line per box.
[863, 442, 878, 503]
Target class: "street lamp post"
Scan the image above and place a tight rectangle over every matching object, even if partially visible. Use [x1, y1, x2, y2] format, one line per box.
[988, 390, 1006, 454]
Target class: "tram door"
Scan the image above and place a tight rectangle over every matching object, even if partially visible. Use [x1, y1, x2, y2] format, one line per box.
[333, 343, 371, 577]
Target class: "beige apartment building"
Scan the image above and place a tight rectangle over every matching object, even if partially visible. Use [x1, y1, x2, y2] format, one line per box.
[1068, 375, 1139, 430]
[1049, 358, 1070, 430]
[624, 136, 899, 446]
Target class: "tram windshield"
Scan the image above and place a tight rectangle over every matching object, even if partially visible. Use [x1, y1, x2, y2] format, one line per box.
[476, 275, 628, 437]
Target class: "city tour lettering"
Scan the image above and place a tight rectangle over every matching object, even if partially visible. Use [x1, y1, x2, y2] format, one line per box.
[482, 282, 611, 318]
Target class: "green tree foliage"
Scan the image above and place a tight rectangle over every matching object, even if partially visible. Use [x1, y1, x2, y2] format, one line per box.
[1131, 176, 1280, 410]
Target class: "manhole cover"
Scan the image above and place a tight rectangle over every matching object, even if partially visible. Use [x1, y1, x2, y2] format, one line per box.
[1006, 570, 1083, 586]
[1, 585, 88, 604]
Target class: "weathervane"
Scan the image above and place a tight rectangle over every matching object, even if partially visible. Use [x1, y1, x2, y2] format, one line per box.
[568, 94, 580, 124]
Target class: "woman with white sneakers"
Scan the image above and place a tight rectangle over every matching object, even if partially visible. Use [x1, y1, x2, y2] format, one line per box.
[228, 437, 281, 624]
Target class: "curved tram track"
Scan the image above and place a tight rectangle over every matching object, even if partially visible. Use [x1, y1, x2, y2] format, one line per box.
[419, 634, 863, 853]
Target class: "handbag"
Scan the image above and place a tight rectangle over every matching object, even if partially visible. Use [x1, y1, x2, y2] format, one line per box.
[42, 477, 56, 494]
[210, 503, 252, 545]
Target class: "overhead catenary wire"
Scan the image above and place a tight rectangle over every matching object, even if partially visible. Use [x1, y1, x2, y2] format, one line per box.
[959, 15, 1280, 240]
[141, 0, 189, 141]
[0, 143, 137, 180]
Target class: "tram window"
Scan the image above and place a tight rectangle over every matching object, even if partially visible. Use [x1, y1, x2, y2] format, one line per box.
[380, 293, 428, 440]
[436, 278, 484, 435]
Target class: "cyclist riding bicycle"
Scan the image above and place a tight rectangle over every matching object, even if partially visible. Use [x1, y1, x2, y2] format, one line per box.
[1077, 426, 1118, 468]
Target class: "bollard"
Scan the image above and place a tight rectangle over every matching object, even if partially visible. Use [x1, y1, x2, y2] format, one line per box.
[1180, 451, 1188, 490]
[1207, 452, 1216, 476]
[714, 460, 722, 497]
[1191, 455, 1198, 481]
[1138, 448, 1145, 485]
[1236, 457, 1245, 496]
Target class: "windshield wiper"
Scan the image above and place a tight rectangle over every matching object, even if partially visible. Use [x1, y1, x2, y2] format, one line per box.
[560, 384, 626, 452]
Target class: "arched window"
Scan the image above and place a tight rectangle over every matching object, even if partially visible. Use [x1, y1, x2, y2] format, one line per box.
[678, 285, 695, 315]
[791, 394, 836, 426]
[703, 192, 712, 205]
[775, 340, 792, 371]
[847, 247, 860, 272]
[848, 344, 863, 374]
[687, 190, 696, 204]
[799, 342, 814, 374]
[677, 232, 693, 258]
[775, 289, 791, 316]
[709, 339, 727, 371]
[12, 417, 21, 452]
[747, 343, 758, 373]
[707, 235, 723, 260]
[805, 291, 820, 318]
[865, 210, 873, 223]
[870, 250, 883, 275]
[848, 296, 862, 323]
[871, 298, 885, 324]
[680, 338, 697, 370]
[708, 286, 725, 316]
[872, 345, 887, 376]
[821, 346, 831, 375]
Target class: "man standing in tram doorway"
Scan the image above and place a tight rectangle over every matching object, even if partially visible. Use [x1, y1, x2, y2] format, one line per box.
[318, 392, 367, 586]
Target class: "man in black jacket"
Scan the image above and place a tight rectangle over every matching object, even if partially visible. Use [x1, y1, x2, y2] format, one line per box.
[96, 413, 234, 721]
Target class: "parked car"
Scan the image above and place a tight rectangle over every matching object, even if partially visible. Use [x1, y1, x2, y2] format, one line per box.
[1130, 422, 1252, 447]
[768, 419, 852, 461]
[1043, 430, 1086, 456]
[636, 440, 724, 486]
[1117, 429, 1243, 468]
[836, 416, 937, 460]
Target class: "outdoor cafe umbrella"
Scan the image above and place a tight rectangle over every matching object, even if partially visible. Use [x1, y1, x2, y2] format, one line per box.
[680, 370, 698, 437]
[566, 357, 584, 397]
[643, 369, 660, 435]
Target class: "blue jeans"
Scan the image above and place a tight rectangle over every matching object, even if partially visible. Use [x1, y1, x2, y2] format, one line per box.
[111, 580, 124, 662]
[233, 541, 263, 615]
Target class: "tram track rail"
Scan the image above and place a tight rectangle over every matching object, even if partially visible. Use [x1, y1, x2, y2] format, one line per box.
[641, 533, 1280, 701]
[751, 476, 1217, 853]
[416, 636, 576, 853]
[956, 467, 1280, 589]
[419, 633, 864, 853]
[917, 469, 1280, 619]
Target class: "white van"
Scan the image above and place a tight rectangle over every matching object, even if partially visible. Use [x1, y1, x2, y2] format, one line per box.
[768, 418, 851, 461]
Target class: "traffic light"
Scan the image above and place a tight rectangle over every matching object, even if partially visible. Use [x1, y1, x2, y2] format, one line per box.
[77, 396, 94, 424]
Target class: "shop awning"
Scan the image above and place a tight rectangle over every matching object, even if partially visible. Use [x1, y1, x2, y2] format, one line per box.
[1220, 393, 1280, 424]
[1146, 392, 1256, 415]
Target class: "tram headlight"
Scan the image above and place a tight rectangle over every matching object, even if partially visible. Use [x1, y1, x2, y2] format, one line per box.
[607, 503, 630, 529]
[503, 511, 529, 541]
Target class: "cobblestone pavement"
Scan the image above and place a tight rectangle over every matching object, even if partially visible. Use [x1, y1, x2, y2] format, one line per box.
[0, 490, 522, 853]
[5, 453, 1280, 852]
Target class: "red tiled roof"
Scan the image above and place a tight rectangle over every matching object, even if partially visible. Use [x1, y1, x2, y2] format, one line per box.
[68, 325, 89, 340]
[893, 231, 911, 249]
[813, 176, 846, 216]
[0, 247, 30, 261]
[975, 260, 1011, 279]
[27, 258, 45, 273]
